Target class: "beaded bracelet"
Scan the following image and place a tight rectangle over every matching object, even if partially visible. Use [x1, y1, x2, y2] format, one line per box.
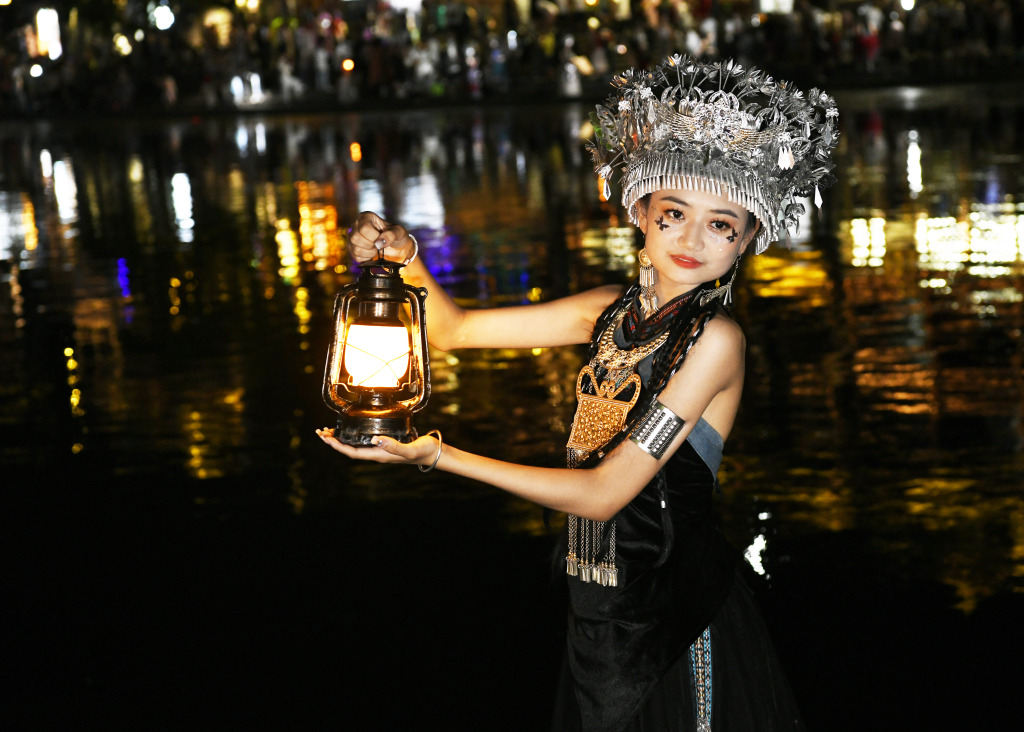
[418, 429, 442, 473]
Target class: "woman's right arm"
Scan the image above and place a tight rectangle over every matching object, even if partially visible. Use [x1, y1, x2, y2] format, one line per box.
[349, 211, 622, 351]
[318, 313, 748, 520]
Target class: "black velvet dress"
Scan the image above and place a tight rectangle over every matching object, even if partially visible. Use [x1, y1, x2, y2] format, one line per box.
[550, 284, 806, 732]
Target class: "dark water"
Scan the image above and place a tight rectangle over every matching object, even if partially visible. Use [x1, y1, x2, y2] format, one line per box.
[3, 85, 1023, 730]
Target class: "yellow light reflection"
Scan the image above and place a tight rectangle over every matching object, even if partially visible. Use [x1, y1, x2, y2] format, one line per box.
[65, 345, 84, 419]
[294, 286, 311, 335]
[9, 265, 25, 329]
[127, 156, 153, 244]
[850, 217, 886, 268]
[295, 182, 343, 271]
[21, 195, 38, 251]
[747, 250, 830, 306]
[275, 218, 300, 282]
[575, 226, 636, 275]
[168, 276, 182, 315]
[916, 215, 970, 271]
[226, 169, 246, 218]
[915, 206, 1021, 279]
[968, 206, 1021, 272]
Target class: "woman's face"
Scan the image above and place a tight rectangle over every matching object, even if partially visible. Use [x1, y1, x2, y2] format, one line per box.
[636, 188, 758, 302]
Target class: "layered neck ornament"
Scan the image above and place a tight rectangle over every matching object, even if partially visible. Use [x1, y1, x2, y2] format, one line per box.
[564, 280, 722, 588]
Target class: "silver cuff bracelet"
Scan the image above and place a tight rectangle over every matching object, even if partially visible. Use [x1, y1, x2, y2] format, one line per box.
[629, 402, 685, 459]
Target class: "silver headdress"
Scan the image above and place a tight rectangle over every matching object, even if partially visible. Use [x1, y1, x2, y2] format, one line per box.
[588, 55, 840, 254]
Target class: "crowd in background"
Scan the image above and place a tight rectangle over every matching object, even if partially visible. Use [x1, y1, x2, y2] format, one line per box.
[3, 0, 1024, 116]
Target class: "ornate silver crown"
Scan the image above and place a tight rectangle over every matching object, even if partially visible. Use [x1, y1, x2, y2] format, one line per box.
[589, 55, 840, 254]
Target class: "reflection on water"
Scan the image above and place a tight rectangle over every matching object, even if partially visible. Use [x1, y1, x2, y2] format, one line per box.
[2, 89, 1022, 617]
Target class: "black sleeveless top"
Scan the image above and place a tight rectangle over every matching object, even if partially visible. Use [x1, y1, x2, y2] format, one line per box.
[563, 282, 738, 731]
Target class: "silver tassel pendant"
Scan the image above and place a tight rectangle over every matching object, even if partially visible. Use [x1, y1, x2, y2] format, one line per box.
[778, 144, 795, 169]
[638, 248, 658, 317]
[567, 517, 618, 588]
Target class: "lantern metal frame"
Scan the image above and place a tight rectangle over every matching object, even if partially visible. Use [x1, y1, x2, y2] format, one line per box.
[322, 255, 430, 446]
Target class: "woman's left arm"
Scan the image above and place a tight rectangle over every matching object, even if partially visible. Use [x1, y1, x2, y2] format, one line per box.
[318, 317, 745, 521]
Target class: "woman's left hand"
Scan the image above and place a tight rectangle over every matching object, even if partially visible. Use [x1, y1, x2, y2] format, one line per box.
[316, 428, 439, 467]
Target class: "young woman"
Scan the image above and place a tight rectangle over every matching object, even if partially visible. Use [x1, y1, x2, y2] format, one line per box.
[319, 55, 839, 731]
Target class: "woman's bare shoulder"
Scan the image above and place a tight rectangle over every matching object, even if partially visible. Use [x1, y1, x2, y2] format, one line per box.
[697, 309, 746, 354]
[667, 310, 746, 390]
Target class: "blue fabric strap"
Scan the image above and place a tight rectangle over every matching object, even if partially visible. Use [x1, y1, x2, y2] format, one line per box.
[688, 626, 713, 731]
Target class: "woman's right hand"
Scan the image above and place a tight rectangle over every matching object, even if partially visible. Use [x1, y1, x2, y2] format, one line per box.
[316, 428, 441, 468]
[348, 211, 417, 266]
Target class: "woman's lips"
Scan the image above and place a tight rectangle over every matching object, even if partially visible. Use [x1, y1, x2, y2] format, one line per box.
[670, 255, 702, 269]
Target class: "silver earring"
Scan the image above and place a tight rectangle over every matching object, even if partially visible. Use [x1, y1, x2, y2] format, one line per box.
[638, 248, 658, 316]
[700, 257, 741, 307]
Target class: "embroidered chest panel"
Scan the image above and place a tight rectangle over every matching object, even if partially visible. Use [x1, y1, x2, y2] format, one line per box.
[567, 315, 668, 463]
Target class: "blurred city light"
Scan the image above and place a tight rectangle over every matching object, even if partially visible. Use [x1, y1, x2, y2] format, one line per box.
[906, 130, 923, 198]
[53, 160, 78, 224]
[39, 149, 52, 179]
[255, 123, 267, 155]
[171, 173, 195, 243]
[744, 534, 769, 578]
[399, 174, 445, 231]
[358, 180, 385, 216]
[916, 216, 969, 271]
[151, 4, 175, 31]
[36, 8, 62, 60]
[113, 34, 132, 56]
[850, 217, 887, 268]
[235, 124, 249, 155]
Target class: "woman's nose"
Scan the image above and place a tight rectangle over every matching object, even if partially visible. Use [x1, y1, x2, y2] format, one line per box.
[675, 221, 702, 250]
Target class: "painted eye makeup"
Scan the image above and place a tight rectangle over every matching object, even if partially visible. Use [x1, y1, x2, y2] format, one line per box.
[705, 220, 741, 248]
[649, 201, 744, 248]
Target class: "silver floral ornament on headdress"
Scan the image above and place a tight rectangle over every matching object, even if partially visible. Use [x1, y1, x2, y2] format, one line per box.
[588, 55, 840, 254]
